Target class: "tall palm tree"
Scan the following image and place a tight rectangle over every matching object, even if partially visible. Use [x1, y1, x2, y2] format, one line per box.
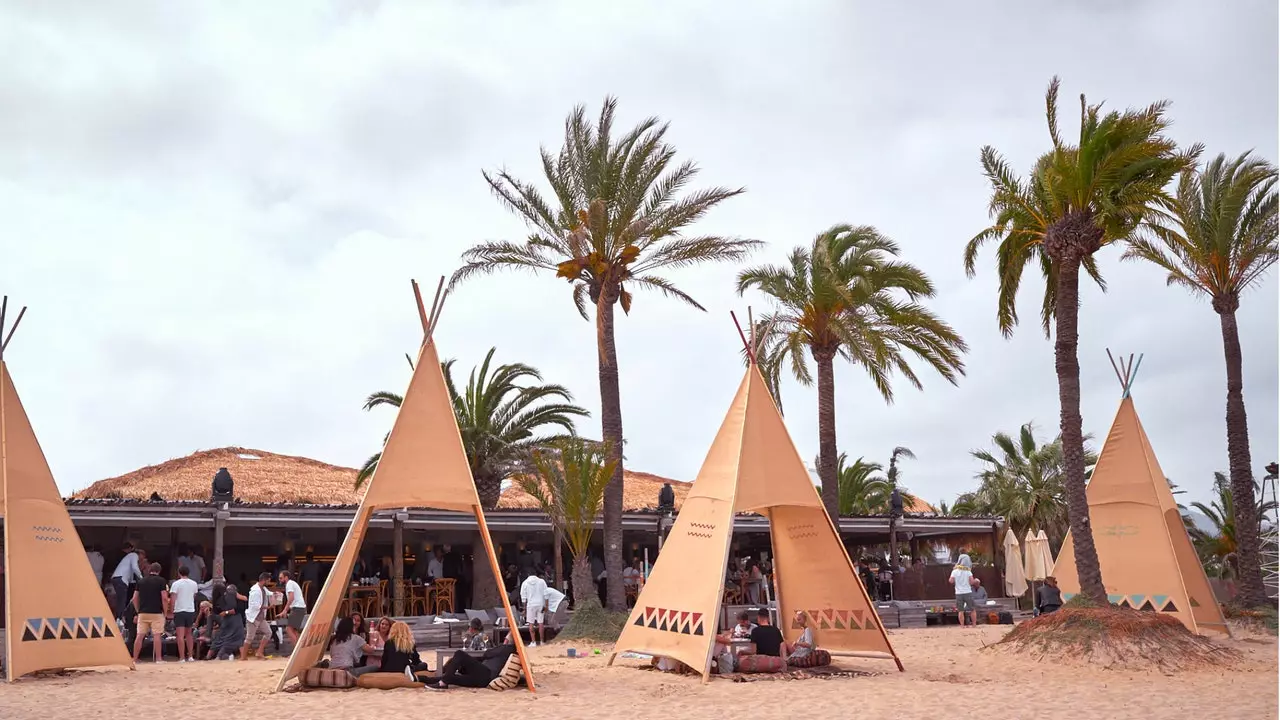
[886, 446, 916, 487]
[1123, 152, 1278, 607]
[739, 317, 787, 413]
[452, 99, 757, 610]
[739, 224, 967, 522]
[522, 438, 617, 609]
[964, 77, 1197, 602]
[358, 348, 588, 607]
[968, 422, 1097, 550]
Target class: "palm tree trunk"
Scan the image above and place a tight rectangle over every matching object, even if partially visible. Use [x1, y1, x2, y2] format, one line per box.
[597, 285, 626, 612]
[814, 349, 840, 524]
[470, 472, 505, 610]
[1051, 248, 1107, 605]
[570, 554, 599, 609]
[1218, 304, 1266, 607]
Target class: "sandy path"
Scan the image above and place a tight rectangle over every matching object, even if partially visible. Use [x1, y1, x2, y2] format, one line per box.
[1, 626, 1274, 720]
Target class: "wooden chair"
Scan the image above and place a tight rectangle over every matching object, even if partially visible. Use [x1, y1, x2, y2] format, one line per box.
[432, 579, 457, 615]
[408, 585, 430, 616]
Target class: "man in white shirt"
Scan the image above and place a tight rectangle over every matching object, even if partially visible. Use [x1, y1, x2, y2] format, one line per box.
[520, 569, 549, 647]
[241, 572, 273, 660]
[169, 565, 200, 662]
[427, 548, 445, 582]
[85, 544, 105, 586]
[109, 544, 143, 620]
[277, 570, 307, 650]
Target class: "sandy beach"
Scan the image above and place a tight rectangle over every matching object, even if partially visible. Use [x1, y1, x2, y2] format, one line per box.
[1, 625, 1274, 720]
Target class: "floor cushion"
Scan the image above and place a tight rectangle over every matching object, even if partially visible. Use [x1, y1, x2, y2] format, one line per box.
[356, 672, 423, 690]
[488, 653, 523, 690]
[788, 649, 831, 668]
[299, 667, 356, 689]
[736, 654, 786, 673]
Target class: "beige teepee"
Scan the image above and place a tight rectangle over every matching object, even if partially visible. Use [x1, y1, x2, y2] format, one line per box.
[609, 356, 902, 681]
[276, 280, 535, 691]
[1053, 353, 1228, 636]
[1, 299, 134, 681]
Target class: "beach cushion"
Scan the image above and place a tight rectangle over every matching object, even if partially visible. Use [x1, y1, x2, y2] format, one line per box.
[356, 672, 423, 690]
[299, 667, 356, 689]
[788, 649, 831, 668]
[736, 654, 785, 673]
[488, 653, 523, 690]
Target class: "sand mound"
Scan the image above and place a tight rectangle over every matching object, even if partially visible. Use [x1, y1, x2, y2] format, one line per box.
[987, 608, 1240, 672]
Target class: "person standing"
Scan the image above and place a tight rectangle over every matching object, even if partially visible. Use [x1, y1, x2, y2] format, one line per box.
[110, 544, 143, 620]
[131, 562, 169, 663]
[85, 544, 105, 587]
[520, 569, 548, 647]
[169, 565, 199, 662]
[300, 551, 322, 606]
[277, 570, 306, 651]
[948, 553, 977, 627]
[427, 547, 444, 582]
[241, 572, 272, 660]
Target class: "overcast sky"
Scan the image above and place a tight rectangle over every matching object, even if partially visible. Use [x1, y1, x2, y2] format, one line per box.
[1, 1, 1276, 509]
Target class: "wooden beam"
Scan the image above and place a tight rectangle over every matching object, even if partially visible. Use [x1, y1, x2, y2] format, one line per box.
[473, 506, 537, 692]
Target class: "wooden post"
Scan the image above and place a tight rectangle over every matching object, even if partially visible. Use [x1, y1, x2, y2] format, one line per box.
[213, 508, 229, 580]
[553, 527, 564, 592]
[392, 513, 406, 615]
[887, 516, 898, 600]
[473, 506, 536, 692]
[168, 528, 179, 578]
[991, 522, 1004, 597]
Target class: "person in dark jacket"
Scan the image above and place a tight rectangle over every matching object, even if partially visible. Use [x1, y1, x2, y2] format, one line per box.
[1036, 575, 1063, 615]
[424, 633, 517, 690]
[378, 621, 426, 676]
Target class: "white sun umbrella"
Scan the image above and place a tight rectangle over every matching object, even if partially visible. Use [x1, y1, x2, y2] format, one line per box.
[1002, 528, 1028, 598]
[1032, 530, 1055, 578]
[1023, 529, 1048, 583]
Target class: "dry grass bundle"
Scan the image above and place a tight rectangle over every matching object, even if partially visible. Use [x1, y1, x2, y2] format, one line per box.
[724, 666, 880, 682]
[989, 607, 1240, 672]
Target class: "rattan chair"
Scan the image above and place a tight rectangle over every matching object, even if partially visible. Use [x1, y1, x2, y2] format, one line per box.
[432, 578, 457, 615]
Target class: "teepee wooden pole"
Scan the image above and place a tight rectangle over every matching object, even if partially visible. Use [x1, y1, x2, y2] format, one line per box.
[730, 311, 755, 364]
[411, 279, 430, 334]
[1, 306, 25, 354]
[1106, 349, 1124, 389]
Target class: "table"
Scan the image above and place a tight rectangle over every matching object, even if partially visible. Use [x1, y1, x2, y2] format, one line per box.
[728, 640, 754, 655]
[434, 648, 484, 673]
[348, 585, 382, 615]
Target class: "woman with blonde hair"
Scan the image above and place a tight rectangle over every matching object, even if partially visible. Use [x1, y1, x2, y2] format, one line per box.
[376, 620, 424, 679]
[786, 610, 831, 668]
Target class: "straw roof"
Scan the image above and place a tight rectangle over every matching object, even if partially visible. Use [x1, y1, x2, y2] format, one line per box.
[499, 470, 692, 512]
[74, 446, 692, 511]
[74, 447, 367, 506]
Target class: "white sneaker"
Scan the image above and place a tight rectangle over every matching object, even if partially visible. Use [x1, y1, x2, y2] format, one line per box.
[527, 642, 537, 648]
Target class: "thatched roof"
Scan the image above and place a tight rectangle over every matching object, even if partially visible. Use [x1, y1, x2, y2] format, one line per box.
[905, 497, 935, 513]
[74, 447, 367, 506]
[75, 446, 691, 511]
[498, 470, 692, 512]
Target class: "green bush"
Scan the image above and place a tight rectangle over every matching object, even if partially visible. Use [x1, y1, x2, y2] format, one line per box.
[557, 598, 630, 642]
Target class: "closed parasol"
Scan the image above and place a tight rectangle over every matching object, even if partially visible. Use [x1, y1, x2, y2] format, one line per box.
[1002, 528, 1028, 597]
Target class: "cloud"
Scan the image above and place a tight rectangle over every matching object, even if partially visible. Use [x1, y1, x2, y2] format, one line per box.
[0, 0, 1275, 514]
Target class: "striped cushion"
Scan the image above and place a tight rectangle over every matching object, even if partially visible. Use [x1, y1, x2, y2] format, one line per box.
[736, 654, 786, 673]
[488, 653, 523, 690]
[787, 649, 831, 668]
[356, 672, 422, 690]
[299, 667, 356, 689]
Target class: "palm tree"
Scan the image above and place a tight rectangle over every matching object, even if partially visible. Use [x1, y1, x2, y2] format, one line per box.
[522, 438, 617, 609]
[358, 347, 588, 607]
[740, 317, 787, 414]
[886, 446, 916, 487]
[1189, 471, 1280, 581]
[834, 453, 918, 515]
[1123, 152, 1278, 607]
[452, 99, 757, 610]
[964, 78, 1197, 602]
[739, 224, 967, 522]
[968, 422, 1097, 550]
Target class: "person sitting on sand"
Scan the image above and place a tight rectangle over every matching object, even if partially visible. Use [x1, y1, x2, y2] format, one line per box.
[949, 554, 978, 628]
[786, 611, 816, 665]
[1037, 576, 1063, 615]
[328, 617, 378, 677]
[971, 577, 989, 604]
[745, 608, 784, 657]
[424, 631, 517, 690]
[462, 617, 492, 651]
[375, 620, 424, 678]
[729, 610, 755, 640]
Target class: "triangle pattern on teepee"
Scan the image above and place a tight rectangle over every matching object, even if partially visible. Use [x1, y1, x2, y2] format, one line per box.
[276, 327, 535, 692]
[1052, 395, 1229, 636]
[2, 361, 135, 681]
[612, 365, 902, 682]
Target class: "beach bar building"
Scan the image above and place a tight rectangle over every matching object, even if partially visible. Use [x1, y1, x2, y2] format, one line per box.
[0, 446, 1003, 626]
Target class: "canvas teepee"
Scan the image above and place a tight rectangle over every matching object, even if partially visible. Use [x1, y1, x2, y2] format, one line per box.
[276, 281, 535, 691]
[1053, 353, 1228, 636]
[0, 299, 134, 680]
[609, 348, 901, 681]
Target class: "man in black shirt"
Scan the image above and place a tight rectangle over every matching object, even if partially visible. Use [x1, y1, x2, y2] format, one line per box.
[425, 633, 517, 690]
[131, 562, 170, 663]
[748, 608, 784, 657]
